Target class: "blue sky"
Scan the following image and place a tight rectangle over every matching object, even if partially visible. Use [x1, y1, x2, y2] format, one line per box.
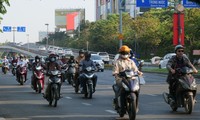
[0, 0, 95, 44]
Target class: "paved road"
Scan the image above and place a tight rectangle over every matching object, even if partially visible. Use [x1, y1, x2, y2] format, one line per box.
[0, 70, 200, 120]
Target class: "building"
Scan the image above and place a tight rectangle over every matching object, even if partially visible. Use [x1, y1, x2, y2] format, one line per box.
[95, 0, 148, 20]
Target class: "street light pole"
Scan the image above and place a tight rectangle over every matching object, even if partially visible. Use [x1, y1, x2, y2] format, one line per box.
[45, 23, 49, 48]
[27, 34, 29, 52]
[12, 27, 16, 43]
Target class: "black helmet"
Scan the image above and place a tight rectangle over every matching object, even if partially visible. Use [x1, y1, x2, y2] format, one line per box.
[79, 49, 85, 54]
[84, 51, 91, 60]
[70, 55, 74, 60]
[19, 54, 24, 59]
[174, 45, 184, 53]
[35, 56, 40, 62]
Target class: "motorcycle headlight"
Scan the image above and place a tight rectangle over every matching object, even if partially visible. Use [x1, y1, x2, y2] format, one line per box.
[122, 82, 129, 91]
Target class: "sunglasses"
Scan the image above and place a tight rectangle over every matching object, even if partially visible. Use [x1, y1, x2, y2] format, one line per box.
[177, 50, 184, 53]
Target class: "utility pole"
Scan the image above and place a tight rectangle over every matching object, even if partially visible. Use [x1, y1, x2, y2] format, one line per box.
[118, 0, 125, 48]
[12, 27, 16, 43]
[45, 23, 49, 48]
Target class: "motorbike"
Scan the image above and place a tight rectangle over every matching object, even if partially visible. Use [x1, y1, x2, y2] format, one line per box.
[113, 69, 140, 120]
[82, 66, 96, 99]
[45, 70, 62, 107]
[16, 64, 27, 85]
[61, 64, 68, 83]
[12, 63, 17, 76]
[138, 60, 144, 71]
[31, 65, 45, 93]
[163, 67, 197, 114]
[67, 63, 76, 86]
[2, 62, 9, 74]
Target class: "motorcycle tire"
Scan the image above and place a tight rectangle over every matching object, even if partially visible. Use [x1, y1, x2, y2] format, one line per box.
[185, 94, 194, 114]
[50, 88, 58, 107]
[12, 69, 16, 76]
[20, 76, 24, 85]
[88, 84, 93, 99]
[128, 94, 137, 120]
[36, 81, 42, 93]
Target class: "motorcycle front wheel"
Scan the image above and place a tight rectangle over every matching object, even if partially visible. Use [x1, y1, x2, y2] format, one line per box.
[127, 94, 137, 120]
[20, 76, 24, 85]
[36, 81, 42, 93]
[185, 94, 194, 114]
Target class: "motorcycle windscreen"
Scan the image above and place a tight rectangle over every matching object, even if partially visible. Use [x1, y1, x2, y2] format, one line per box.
[179, 75, 196, 90]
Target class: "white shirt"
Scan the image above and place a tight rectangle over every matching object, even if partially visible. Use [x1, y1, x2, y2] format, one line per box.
[17, 59, 28, 67]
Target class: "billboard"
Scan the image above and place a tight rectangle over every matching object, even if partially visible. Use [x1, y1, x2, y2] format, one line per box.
[55, 9, 85, 30]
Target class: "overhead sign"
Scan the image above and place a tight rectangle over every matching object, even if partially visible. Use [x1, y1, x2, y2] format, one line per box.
[183, 0, 200, 8]
[17, 26, 26, 32]
[3, 26, 12, 32]
[136, 0, 168, 8]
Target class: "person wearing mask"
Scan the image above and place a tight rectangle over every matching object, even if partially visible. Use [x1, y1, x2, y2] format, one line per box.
[112, 45, 142, 112]
[16, 55, 28, 82]
[43, 53, 61, 98]
[129, 49, 139, 68]
[79, 51, 97, 93]
[31, 56, 46, 91]
[74, 49, 85, 85]
[166, 45, 198, 98]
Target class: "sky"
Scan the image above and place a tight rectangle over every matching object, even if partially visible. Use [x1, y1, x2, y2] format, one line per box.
[0, 0, 95, 44]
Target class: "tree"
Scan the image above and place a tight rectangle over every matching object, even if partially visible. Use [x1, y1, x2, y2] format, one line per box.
[0, 0, 10, 32]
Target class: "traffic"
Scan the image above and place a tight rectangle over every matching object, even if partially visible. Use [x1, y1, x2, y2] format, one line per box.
[0, 44, 200, 120]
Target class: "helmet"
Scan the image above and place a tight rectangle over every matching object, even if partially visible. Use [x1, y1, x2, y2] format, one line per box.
[35, 56, 40, 62]
[119, 45, 131, 53]
[174, 45, 184, 53]
[79, 49, 85, 54]
[19, 54, 24, 59]
[84, 51, 91, 60]
[70, 55, 74, 60]
[49, 53, 56, 62]
[49, 53, 56, 58]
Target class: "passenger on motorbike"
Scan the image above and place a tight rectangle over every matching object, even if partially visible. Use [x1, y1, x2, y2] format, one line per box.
[16, 55, 28, 82]
[44, 53, 61, 98]
[11, 56, 18, 65]
[129, 49, 139, 67]
[79, 51, 97, 93]
[112, 45, 142, 112]
[166, 45, 198, 98]
[67, 55, 78, 85]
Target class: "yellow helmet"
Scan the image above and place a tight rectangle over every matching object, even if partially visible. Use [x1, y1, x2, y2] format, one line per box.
[119, 45, 131, 53]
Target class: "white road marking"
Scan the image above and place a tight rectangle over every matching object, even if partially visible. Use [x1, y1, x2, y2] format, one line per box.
[105, 110, 117, 114]
[82, 102, 91, 106]
[0, 118, 6, 120]
[148, 94, 157, 96]
[65, 97, 72, 99]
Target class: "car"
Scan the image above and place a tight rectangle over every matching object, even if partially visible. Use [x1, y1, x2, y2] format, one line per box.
[64, 49, 73, 56]
[151, 56, 161, 65]
[91, 54, 104, 72]
[38, 45, 46, 51]
[159, 53, 176, 69]
[47, 46, 54, 53]
[57, 48, 64, 55]
[97, 52, 110, 64]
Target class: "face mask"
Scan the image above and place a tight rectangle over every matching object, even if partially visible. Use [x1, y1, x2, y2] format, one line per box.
[36, 59, 40, 62]
[121, 54, 129, 59]
[50, 57, 56, 62]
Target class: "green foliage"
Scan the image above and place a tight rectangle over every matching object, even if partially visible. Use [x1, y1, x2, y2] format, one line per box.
[0, 0, 10, 32]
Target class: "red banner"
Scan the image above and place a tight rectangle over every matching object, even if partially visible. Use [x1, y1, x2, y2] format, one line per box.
[173, 13, 184, 46]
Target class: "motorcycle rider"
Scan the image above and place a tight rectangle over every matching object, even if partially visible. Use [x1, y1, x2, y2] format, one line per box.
[166, 44, 198, 98]
[112, 45, 142, 112]
[129, 49, 139, 68]
[11, 56, 18, 75]
[31, 56, 46, 90]
[2, 56, 10, 72]
[74, 49, 85, 86]
[43, 53, 61, 99]
[67, 55, 78, 86]
[79, 51, 97, 93]
[16, 55, 28, 82]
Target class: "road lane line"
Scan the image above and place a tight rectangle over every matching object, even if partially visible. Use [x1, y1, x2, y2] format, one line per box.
[65, 96, 72, 99]
[148, 94, 157, 96]
[105, 110, 117, 114]
[0, 118, 6, 120]
[82, 102, 91, 106]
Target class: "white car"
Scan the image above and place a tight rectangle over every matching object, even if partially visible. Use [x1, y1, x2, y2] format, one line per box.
[38, 45, 46, 51]
[159, 53, 176, 69]
[97, 52, 110, 64]
[57, 48, 64, 55]
[91, 54, 104, 72]
[64, 49, 73, 56]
